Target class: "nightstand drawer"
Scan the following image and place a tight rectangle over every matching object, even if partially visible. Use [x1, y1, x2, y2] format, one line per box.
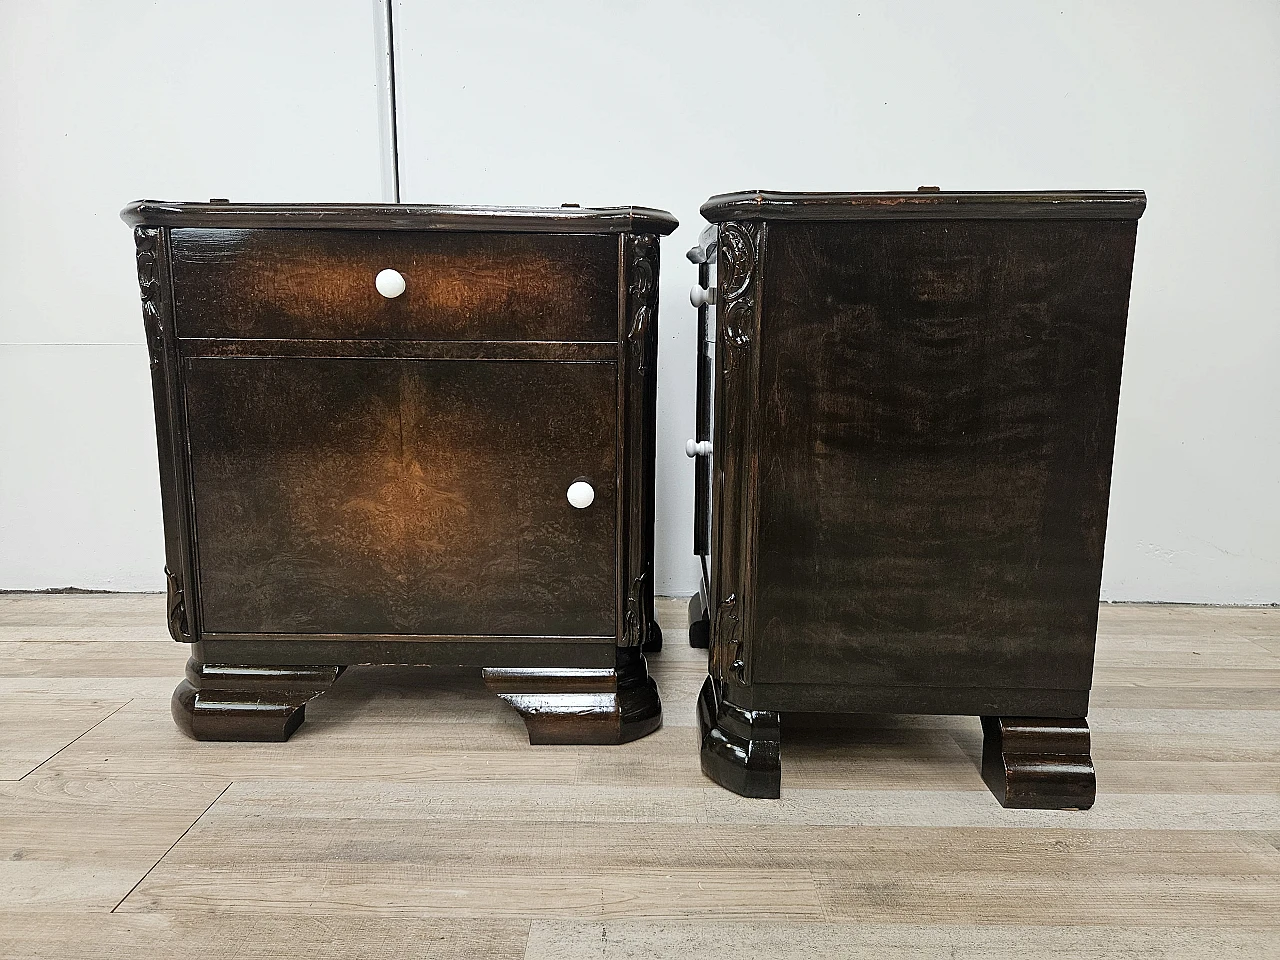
[169, 228, 620, 342]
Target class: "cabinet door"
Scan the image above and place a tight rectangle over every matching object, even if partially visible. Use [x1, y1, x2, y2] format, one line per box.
[184, 357, 617, 638]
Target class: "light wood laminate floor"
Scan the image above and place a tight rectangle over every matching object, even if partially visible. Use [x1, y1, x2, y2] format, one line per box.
[0, 595, 1276, 958]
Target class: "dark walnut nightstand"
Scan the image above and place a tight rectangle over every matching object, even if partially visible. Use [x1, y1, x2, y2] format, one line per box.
[688, 189, 1145, 807]
[122, 200, 676, 745]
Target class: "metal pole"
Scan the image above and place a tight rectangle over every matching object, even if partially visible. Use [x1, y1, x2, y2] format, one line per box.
[372, 0, 401, 202]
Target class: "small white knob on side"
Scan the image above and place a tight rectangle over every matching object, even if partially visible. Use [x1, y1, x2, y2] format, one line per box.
[685, 439, 712, 458]
[689, 285, 716, 308]
[566, 480, 595, 509]
[375, 268, 406, 299]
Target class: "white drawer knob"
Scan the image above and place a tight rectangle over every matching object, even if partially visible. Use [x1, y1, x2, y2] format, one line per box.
[690, 284, 716, 308]
[566, 480, 595, 509]
[685, 439, 712, 458]
[375, 268, 406, 299]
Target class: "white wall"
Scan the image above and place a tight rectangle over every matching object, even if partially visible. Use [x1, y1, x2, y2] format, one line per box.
[392, 0, 1280, 602]
[0, 0, 384, 589]
[2, 1, 1277, 602]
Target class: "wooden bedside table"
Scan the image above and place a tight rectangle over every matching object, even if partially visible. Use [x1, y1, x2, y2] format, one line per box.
[122, 200, 676, 745]
[689, 189, 1145, 806]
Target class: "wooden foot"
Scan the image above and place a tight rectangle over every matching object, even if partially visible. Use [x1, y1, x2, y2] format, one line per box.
[697, 676, 781, 798]
[643, 620, 663, 653]
[981, 716, 1096, 810]
[688, 592, 710, 649]
[483, 647, 662, 745]
[172, 658, 343, 742]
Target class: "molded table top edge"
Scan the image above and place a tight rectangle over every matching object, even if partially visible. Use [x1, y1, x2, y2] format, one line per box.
[701, 190, 1147, 222]
[120, 201, 679, 235]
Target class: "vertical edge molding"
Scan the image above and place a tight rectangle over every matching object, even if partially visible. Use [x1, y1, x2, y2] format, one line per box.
[620, 233, 660, 648]
[134, 226, 196, 642]
[710, 220, 764, 685]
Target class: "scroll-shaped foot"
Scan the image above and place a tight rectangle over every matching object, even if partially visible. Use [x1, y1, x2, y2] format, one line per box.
[981, 716, 1096, 810]
[483, 646, 661, 745]
[172, 658, 343, 742]
[697, 676, 781, 798]
[688, 593, 710, 649]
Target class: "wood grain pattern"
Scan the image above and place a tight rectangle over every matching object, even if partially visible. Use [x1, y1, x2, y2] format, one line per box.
[700, 193, 1143, 805]
[124, 207, 669, 741]
[170, 229, 620, 342]
[1, 596, 1274, 958]
[751, 218, 1138, 694]
[702, 189, 1147, 222]
[122, 199, 679, 235]
[0, 914, 529, 960]
[0, 697, 125, 779]
[525, 921, 1277, 960]
[184, 357, 618, 638]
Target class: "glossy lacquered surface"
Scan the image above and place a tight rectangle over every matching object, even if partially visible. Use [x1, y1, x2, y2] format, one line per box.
[168, 228, 621, 341]
[185, 357, 618, 638]
[698, 190, 1144, 807]
[125, 200, 674, 743]
[121, 199, 680, 234]
[751, 218, 1137, 695]
[701, 189, 1146, 222]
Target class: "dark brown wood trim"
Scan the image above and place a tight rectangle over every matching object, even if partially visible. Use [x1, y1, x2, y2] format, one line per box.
[199, 632, 616, 643]
[195, 637, 617, 670]
[618, 234, 660, 648]
[981, 716, 1096, 810]
[135, 226, 198, 642]
[731, 683, 1092, 717]
[709, 220, 765, 686]
[701, 190, 1146, 223]
[614, 234, 628, 646]
[178, 339, 619, 361]
[483, 647, 661, 745]
[173, 659, 343, 741]
[698, 676, 782, 798]
[122, 200, 679, 235]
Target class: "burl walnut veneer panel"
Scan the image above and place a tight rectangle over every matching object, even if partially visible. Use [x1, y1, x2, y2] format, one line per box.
[169, 229, 620, 342]
[186, 357, 618, 639]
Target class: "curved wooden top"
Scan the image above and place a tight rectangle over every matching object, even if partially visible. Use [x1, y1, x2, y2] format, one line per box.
[121, 200, 679, 235]
[701, 190, 1146, 223]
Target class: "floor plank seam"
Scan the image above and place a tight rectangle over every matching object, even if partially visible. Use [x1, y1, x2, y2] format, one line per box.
[109, 780, 233, 913]
[517, 918, 534, 960]
[15, 698, 133, 782]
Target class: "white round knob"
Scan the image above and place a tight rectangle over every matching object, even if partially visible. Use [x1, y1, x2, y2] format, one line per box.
[690, 285, 716, 308]
[566, 480, 595, 509]
[375, 268, 406, 299]
[685, 439, 712, 458]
